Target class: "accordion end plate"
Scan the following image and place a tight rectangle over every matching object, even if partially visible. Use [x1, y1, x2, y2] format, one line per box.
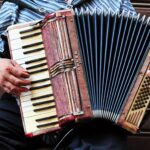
[118, 119, 139, 134]
[118, 52, 150, 134]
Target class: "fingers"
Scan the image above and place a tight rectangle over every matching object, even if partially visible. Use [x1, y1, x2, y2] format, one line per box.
[0, 59, 31, 96]
[11, 60, 26, 71]
[4, 74, 31, 86]
[6, 65, 30, 78]
[3, 81, 29, 96]
[11, 60, 20, 67]
[1, 61, 30, 95]
[3, 66, 31, 95]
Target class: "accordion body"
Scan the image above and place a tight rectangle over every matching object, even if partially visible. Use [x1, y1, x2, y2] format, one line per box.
[7, 9, 150, 137]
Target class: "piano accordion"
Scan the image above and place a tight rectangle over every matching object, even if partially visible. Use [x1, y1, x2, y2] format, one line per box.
[7, 9, 150, 137]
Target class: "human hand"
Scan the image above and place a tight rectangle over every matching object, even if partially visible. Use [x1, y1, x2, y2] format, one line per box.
[0, 58, 31, 96]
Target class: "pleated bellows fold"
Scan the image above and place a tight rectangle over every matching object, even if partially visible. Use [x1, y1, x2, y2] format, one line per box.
[74, 9, 150, 122]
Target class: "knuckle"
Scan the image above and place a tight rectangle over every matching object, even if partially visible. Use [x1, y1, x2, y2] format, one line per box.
[4, 67, 11, 73]
[11, 60, 17, 65]
[13, 69, 19, 77]
[11, 60, 16, 63]
[0, 77, 4, 84]
[17, 72, 22, 77]
[5, 88, 10, 94]
[9, 86, 13, 92]
[3, 81, 8, 87]
[0, 72, 5, 78]
[10, 86, 16, 92]
[14, 80, 20, 86]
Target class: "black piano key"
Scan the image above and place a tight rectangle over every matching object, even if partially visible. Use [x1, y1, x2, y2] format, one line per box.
[21, 32, 41, 39]
[29, 68, 48, 75]
[20, 26, 40, 34]
[26, 62, 47, 70]
[37, 121, 59, 128]
[25, 57, 46, 64]
[22, 41, 43, 49]
[23, 47, 44, 54]
[34, 105, 56, 112]
[31, 78, 49, 84]
[31, 94, 53, 101]
[36, 115, 57, 122]
[33, 99, 55, 106]
[30, 83, 52, 91]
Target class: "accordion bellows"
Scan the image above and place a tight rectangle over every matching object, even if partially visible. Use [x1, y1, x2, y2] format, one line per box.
[75, 9, 150, 119]
[7, 9, 150, 136]
[75, 9, 150, 132]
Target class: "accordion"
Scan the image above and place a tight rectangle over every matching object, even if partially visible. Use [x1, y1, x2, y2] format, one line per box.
[7, 9, 150, 137]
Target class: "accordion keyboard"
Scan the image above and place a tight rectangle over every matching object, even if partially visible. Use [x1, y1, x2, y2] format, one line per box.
[8, 23, 59, 136]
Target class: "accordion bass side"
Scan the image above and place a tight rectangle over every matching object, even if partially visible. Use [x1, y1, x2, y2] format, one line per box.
[7, 9, 150, 137]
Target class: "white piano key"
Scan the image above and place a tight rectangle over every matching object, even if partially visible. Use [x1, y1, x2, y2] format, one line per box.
[21, 91, 54, 102]
[36, 117, 58, 124]
[21, 86, 53, 97]
[8, 29, 21, 40]
[8, 22, 41, 40]
[31, 80, 51, 88]
[23, 102, 55, 112]
[24, 80, 52, 91]
[21, 34, 43, 46]
[23, 44, 44, 53]
[20, 29, 41, 37]
[22, 108, 55, 118]
[22, 105, 56, 117]
[20, 59, 47, 70]
[22, 64, 48, 73]
[10, 39, 23, 50]
[8, 21, 40, 37]
[24, 112, 59, 133]
[29, 71, 50, 82]
[24, 111, 58, 122]
[10, 35, 43, 51]
[8, 27, 41, 40]
[15, 53, 46, 65]
[12, 48, 45, 60]
[21, 98, 55, 107]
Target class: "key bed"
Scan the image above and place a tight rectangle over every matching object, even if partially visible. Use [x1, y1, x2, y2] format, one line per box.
[8, 21, 60, 136]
